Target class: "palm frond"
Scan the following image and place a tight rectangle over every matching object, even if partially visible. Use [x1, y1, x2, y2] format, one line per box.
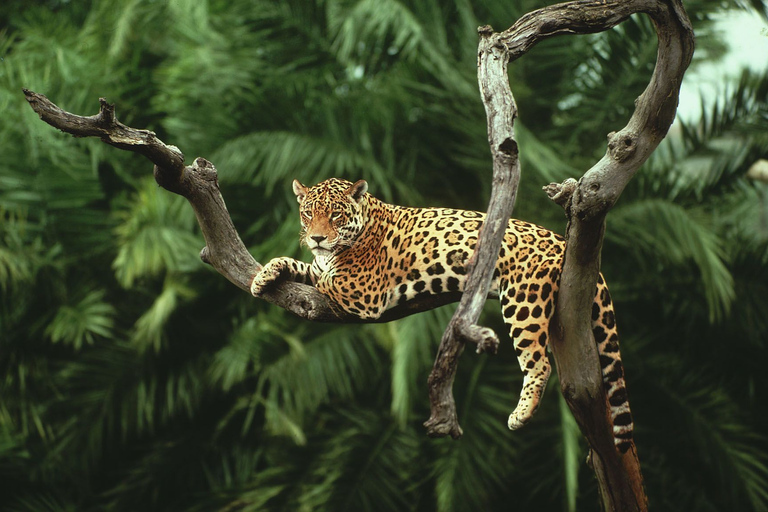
[608, 199, 735, 321]
[516, 123, 579, 184]
[552, 15, 659, 154]
[332, 0, 425, 66]
[3, 492, 75, 512]
[723, 235, 768, 347]
[651, 372, 768, 511]
[292, 408, 422, 512]
[233, 325, 383, 441]
[207, 317, 264, 393]
[0, 425, 31, 483]
[433, 357, 520, 512]
[46, 289, 115, 350]
[2, 0, 767, 510]
[55, 341, 210, 459]
[0, 211, 40, 293]
[212, 131, 394, 198]
[658, 70, 768, 200]
[559, 392, 582, 512]
[386, 308, 452, 427]
[112, 179, 201, 288]
[131, 277, 196, 353]
[330, 0, 476, 98]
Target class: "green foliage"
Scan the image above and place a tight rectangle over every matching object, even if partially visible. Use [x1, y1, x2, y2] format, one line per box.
[46, 289, 115, 349]
[112, 179, 201, 288]
[1, 0, 768, 511]
[609, 199, 735, 321]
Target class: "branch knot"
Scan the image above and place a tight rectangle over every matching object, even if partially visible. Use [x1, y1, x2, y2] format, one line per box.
[544, 178, 578, 210]
[607, 130, 638, 162]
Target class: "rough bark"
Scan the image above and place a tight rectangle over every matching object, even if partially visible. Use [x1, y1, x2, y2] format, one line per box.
[547, 1, 692, 510]
[24, 0, 693, 509]
[423, 1, 693, 511]
[423, 25, 521, 439]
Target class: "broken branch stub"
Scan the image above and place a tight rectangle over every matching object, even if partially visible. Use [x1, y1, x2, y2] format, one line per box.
[542, 1, 692, 511]
[23, 0, 694, 507]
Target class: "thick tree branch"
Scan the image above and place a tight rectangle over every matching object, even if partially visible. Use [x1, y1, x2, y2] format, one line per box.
[547, 1, 692, 510]
[423, 0, 692, 511]
[25, 0, 693, 507]
[23, 89, 463, 323]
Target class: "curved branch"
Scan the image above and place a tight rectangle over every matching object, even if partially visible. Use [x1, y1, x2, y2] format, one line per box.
[24, 0, 693, 506]
[424, 25, 521, 438]
[23, 89, 463, 323]
[543, 1, 693, 511]
[23, 89, 185, 174]
[424, 0, 692, 510]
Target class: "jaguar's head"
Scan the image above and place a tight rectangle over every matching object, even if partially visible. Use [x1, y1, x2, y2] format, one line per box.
[292, 178, 368, 260]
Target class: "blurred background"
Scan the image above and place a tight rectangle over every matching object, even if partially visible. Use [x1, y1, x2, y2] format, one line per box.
[1, 0, 767, 510]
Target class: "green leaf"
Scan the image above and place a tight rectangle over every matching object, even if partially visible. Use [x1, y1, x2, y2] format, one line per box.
[113, 179, 202, 288]
[609, 199, 735, 321]
[46, 289, 115, 350]
[131, 276, 196, 353]
[559, 393, 581, 512]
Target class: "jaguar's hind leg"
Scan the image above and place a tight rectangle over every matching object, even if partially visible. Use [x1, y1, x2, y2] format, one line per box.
[500, 268, 557, 430]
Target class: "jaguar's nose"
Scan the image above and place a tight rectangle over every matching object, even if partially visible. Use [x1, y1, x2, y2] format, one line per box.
[310, 235, 327, 244]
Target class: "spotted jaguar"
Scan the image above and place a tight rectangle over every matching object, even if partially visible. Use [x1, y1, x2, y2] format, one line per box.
[251, 178, 633, 451]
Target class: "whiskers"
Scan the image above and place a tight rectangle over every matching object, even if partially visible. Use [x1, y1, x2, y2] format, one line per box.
[298, 229, 359, 256]
[335, 234, 360, 251]
[298, 228, 308, 248]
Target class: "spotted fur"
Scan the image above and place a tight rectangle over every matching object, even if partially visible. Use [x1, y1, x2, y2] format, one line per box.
[251, 178, 633, 451]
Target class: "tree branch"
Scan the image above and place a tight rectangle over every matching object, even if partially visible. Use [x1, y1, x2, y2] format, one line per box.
[422, 0, 692, 510]
[23, 89, 463, 324]
[547, 2, 693, 510]
[423, 25, 521, 439]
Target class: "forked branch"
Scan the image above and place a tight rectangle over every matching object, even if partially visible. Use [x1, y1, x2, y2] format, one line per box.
[424, 0, 692, 511]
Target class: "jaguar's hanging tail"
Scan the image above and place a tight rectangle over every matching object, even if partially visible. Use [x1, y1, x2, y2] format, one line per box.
[593, 274, 634, 453]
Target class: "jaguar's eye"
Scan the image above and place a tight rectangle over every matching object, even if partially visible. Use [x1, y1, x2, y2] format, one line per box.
[330, 211, 342, 221]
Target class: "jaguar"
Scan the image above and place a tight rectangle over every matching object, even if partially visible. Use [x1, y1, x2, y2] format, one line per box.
[251, 177, 633, 452]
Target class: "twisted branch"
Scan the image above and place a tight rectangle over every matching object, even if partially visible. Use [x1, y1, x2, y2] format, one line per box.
[424, 1, 692, 510]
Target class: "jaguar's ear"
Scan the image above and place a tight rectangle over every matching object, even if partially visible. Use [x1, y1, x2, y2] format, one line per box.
[347, 179, 368, 204]
[292, 179, 308, 203]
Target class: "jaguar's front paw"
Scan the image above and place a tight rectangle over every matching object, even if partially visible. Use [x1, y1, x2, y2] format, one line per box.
[250, 264, 283, 296]
[250, 277, 265, 296]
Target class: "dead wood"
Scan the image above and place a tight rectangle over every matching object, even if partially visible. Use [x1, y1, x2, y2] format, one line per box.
[424, 1, 692, 510]
[22, 89, 463, 323]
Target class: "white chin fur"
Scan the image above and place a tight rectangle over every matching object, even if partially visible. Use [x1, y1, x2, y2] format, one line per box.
[314, 255, 331, 271]
[311, 247, 331, 257]
[312, 249, 333, 271]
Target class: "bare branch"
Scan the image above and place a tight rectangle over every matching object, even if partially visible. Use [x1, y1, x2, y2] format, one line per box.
[544, 1, 693, 511]
[424, 24, 522, 438]
[23, 89, 185, 174]
[424, 0, 692, 510]
[24, 0, 694, 507]
[23, 89, 465, 324]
